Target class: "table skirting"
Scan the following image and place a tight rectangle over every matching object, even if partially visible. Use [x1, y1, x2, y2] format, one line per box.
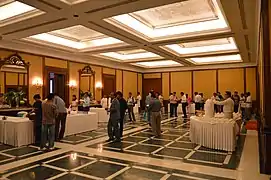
[0, 117, 34, 147]
[65, 113, 98, 136]
[89, 108, 109, 123]
[190, 116, 238, 152]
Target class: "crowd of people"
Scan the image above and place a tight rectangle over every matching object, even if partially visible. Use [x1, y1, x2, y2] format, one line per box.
[168, 91, 252, 120]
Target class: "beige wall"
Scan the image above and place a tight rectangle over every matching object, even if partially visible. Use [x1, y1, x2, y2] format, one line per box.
[123, 71, 137, 98]
[162, 72, 170, 96]
[171, 71, 192, 97]
[218, 68, 244, 94]
[193, 70, 216, 98]
[0, 49, 141, 104]
[144, 67, 257, 100]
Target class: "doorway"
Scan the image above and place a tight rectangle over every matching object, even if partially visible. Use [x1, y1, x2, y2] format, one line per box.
[102, 74, 116, 97]
[44, 67, 69, 104]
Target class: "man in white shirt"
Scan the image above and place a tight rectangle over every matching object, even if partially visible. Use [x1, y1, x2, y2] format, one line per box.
[180, 92, 187, 118]
[169, 92, 178, 117]
[245, 92, 252, 120]
[194, 92, 201, 111]
[127, 92, 136, 122]
[136, 92, 141, 114]
[101, 95, 108, 109]
[213, 91, 234, 119]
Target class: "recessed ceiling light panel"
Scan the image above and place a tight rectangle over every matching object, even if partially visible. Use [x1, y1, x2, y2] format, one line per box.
[188, 54, 242, 64]
[132, 60, 182, 68]
[105, 0, 229, 40]
[164, 37, 237, 55]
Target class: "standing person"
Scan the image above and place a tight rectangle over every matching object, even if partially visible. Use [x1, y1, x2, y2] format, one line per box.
[240, 93, 246, 120]
[169, 92, 178, 117]
[145, 90, 153, 125]
[40, 94, 57, 150]
[217, 92, 223, 113]
[199, 93, 204, 110]
[232, 91, 240, 113]
[158, 93, 164, 113]
[116, 91, 128, 137]
[180, 92, 187, 118]
[211, 93, 218, 112]
[194, 92, 201, 111]
[245, 92, 252, 121]
[54, 94, 67, 141]
[149, 92, 162, 137]
[82, 92, 90, 112]
[186, 94, 192, 115]
[107, 92, 121, 142]
[70, 95, 78, 111]
[33, 94, 42, 145]
[127, 92, 136, 122]
[213, 91, 234, 119]
[136, 92, 142, 114]
[101, 95, 108, 109]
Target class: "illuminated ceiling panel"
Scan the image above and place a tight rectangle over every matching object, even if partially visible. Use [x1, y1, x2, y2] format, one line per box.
[60, 0, 89, 5]
[96, 49, 161, 61]
[24, 25, 126, 50]
[163, 37, 237, 55]
[105, 0, 229, 40]
[188, 54, 242, 64]
[0, 0, 43, 25]
[132, 60, 182, 68]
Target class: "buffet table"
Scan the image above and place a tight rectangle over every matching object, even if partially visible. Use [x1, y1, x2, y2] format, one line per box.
[190, 116, 238, 151]
[0, 107, 32, 117]
[167, 103, 195, 114]
[0, 117, 34, 147]
[65, 113, 98, 136]
[89, 108, 109, 123]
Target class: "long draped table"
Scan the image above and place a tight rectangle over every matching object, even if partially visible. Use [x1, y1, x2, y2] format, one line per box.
[65, 113, 98, 136]
[0, 117, 34, 147]
[190, 116, 238, 151]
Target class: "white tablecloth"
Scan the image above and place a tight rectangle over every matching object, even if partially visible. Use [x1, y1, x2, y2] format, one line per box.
[167, 103, 195, 114]
[89, 108, 109, 123]
[0, 117, 34, 147]
[65, 113, 98, 136]
[190, 116, 238, 151]
[133, 104, 139, 114]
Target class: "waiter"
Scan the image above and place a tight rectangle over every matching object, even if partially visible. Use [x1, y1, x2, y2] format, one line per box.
[213, 91, 234, 118]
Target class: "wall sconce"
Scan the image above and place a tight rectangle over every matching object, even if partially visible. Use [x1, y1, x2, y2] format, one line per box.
[95, 82, 102, 90]
[69, 80, 77, 91]
[32, 77, 43, 92]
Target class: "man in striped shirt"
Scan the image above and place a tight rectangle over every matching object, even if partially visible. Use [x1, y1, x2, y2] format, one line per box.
[41, 94, 58, 150]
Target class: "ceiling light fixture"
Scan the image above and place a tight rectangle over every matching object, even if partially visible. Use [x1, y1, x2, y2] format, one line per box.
[133, 60, 181, 68]
[189, 54, 242, 64]
[164, 37, 238, 55]
[0, 1, 36, 21]
[99, 51, 160, 61]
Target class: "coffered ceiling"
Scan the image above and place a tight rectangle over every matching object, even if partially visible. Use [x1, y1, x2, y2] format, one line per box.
[0, 0, 260, 72]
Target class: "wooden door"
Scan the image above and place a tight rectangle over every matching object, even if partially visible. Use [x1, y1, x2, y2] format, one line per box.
[102, 74, 116, 96]
[142, 78, 162, 107]
[44, 67, 69, 105]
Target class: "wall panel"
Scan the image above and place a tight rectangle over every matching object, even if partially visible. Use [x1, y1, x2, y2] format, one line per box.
[137, 73, 142, 95]
[123, 71, 137, 98]
[171, 72, 192, 97]
[246, 68, 256, 100]
[144, 73, 161, 79]
[162, 72, 170, 96]
[69, 62, 85, 100]
[116, 70, 122, 91]
[93, 66, 102, 100]
[193, 70, 216, 98]
[45, 57, 67, 68]
[218, 68, 244, 94]
[21, 53, 43, 104]
[0, 72, 4, 93]
[103, 67, 115, 75]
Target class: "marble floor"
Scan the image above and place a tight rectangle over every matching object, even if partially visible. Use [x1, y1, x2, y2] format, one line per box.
[0, 114, 270, 180]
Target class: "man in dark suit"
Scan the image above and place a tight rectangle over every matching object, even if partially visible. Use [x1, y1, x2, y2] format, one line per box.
[116, 91, 128, 137]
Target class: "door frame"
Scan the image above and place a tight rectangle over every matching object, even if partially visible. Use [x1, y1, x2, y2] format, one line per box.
[43, 66, 69, 105]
